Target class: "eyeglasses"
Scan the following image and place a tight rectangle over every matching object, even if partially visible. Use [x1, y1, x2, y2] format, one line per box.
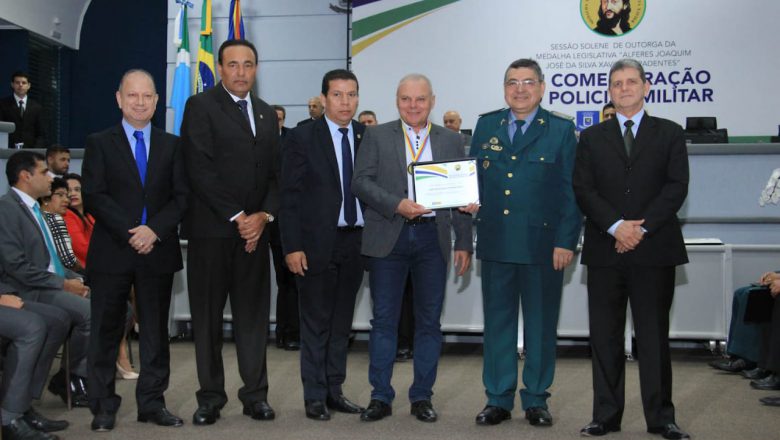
[504, 79, 540, 89]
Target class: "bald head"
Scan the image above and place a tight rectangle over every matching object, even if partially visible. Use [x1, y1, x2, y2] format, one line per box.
[443, 110, 462, 132]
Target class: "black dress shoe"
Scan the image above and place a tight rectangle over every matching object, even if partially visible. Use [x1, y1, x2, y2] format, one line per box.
[23, 408, 69, 433]
[91, 412, 116, 432]
[525, 407, 553, 426]
[284, 339, 301, 351]
[410, 400, 437, 422]
[326, 394, 364, 413]
[648, 423, 690, 439]
[580, 421, 620, 436]
[708, 357, 756, 373]
[304, 400, 330, 421]
[395, 348, 413, 362]
[475, 405, 511, 425]
[47, 371, 89, 408]
[243, 401, 275, 420]
[275, 334, 286, 349]
[360, 399, 392, 421]
[192, 406, 220, 425]
[741, 367, 770, 380]
[3, 417, 59, 440]
[138, 407, 184, 427]
[751, 373, 780, 390]
[759, 395, 780, 406]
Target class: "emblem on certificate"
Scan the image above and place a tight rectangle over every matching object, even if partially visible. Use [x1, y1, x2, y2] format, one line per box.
[411, 159, 480, 209]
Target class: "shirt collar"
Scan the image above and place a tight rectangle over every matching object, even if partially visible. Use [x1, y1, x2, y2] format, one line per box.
[616, 109, 645, 130]
[508, 106, 540, 127]
[401, 120, 430, 138]
[221, 83, 251, 103]
[324, 115, 352, 137]
[121, 119, 151, 143]
[14, 94, 27, 104]
[12, 187, 37, 209]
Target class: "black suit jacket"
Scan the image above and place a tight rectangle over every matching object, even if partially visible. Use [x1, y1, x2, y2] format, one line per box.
[573, 114, 689, 267]
[82, 124, 188, 274]
[280, 118, 365, 273]
[0, 95, 45, 148]
[180, 83, 280, 239]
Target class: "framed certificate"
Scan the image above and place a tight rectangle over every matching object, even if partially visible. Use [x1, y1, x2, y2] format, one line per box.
[411, 158, 480, 209]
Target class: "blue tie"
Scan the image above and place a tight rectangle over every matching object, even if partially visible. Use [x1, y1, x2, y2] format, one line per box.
[511, 119, 524, 143]
[133, 130, 148, 224]
[237, 99, 250, 124]
[32, 204, 65, 276]
[338, 127, 357, 226]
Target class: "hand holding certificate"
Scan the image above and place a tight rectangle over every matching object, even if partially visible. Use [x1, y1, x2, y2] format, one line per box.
[412, 159, 480, 209]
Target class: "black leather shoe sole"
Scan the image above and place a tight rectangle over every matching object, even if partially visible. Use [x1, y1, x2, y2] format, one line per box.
[525, 407, 553, 426]
[243, 403, 276, 420]
[91, 414, 116, 432]
[305, 401, 331, 421]
[360, 400, 392, 422]
[137, 411, 184, 427]
[580, 422, 621, 436]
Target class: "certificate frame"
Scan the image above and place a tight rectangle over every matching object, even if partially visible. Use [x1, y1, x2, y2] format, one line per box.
[411, 158, 480, 209]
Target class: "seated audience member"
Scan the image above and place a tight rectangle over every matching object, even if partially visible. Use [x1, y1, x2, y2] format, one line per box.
[759, 276, 780, 406]
[709, 273, 772, 374]
[45, 145, 70, 178]
[0, 151, 91, 408]
[62, 173, 94, 268]
[1, 284, 71, 440]
[41, 177, 84, 273]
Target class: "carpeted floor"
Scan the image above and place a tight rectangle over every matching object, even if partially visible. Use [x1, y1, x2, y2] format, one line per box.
[35, 340, 778, 440]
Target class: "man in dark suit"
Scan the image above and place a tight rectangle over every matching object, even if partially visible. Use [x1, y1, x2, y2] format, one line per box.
[296, 96, 324, 126]
[0, 151, 91, 409]
[270, 104, 298, 350]
[470, 59, 582, 428]
[352, 74, 474, 423]
[280, 69, 366, 421]
[0, 72, 45, 148]
[1, 278, 70, 440]
[82, 69, 188, 431]
[573, 58, 690, 439]
[181, 39, 280, 426]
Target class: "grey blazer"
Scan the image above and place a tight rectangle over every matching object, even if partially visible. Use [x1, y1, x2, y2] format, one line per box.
[0, 190, 77, 294]
[352, 120, 473, 261]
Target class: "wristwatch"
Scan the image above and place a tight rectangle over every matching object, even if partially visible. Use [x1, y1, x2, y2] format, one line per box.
[265, 212, 275, 223]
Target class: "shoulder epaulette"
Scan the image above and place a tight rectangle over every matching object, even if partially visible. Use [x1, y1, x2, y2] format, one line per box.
[478, 108, 507, 117]
[549, 110, 575, 121]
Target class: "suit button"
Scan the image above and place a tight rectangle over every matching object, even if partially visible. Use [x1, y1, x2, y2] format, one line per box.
[503, 209, 509, 215]
[256, 162, 261, 168]
[625, 166, 631, 171]
[625, 189, 630, 194]
[539, 157, 545, 161]
[507, 173, 513, 178]
[504, 190, 511, 196]
[511, 155, 517, 160]
[404, 189, 408, 194]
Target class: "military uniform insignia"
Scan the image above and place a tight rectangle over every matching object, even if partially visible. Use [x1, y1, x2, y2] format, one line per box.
[483, 160, 490, 169]
[357, 133, 362, 139]
[259, 114, 263, 119]
[482, 143, 489, 150]
[489, 137, 499, 145]
[490, 145, 503, 151]
[538, 118, 545, 125]
[499, 118, 507, 126]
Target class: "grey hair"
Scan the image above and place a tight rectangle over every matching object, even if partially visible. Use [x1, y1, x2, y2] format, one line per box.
[504, 59, 544, 82]
[609, 58, 647, 84]
[397, 73, 433, 95]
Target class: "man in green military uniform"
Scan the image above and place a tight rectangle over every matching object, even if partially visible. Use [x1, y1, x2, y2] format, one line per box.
[470, 59, 582, 427]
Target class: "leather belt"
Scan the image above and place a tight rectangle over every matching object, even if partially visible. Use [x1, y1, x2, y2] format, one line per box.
[337, 225, 363, 232]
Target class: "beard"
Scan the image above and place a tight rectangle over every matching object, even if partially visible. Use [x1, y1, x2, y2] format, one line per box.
[597, 12, 623, 31]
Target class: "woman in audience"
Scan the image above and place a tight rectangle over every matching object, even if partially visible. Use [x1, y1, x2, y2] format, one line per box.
[41, 177, 84, 273]
[63, 173, 94, 267]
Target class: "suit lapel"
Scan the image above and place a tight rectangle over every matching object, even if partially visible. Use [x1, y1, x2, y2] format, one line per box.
[490, 110, 513, 151]
[216, 83, 254, 136]
[250, 95, 265, 140]
[112, 125, 145, 188]
[393, 120, 407, 174]
[8, 191, 47, 245]
[145, 127, 165, 187]
[316, 119, 341, 187]
[515, 108, 548, 152]
[602, 118, 629, 163]
[430, 124, 445, 161]
[631, 115, 656, 163]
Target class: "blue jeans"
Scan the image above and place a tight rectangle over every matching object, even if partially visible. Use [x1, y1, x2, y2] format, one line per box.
[367, 223, 446, 404]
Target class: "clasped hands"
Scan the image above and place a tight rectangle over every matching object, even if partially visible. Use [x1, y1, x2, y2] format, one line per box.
[614, 219, 645, 254]
[236, 211, 268, 253]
